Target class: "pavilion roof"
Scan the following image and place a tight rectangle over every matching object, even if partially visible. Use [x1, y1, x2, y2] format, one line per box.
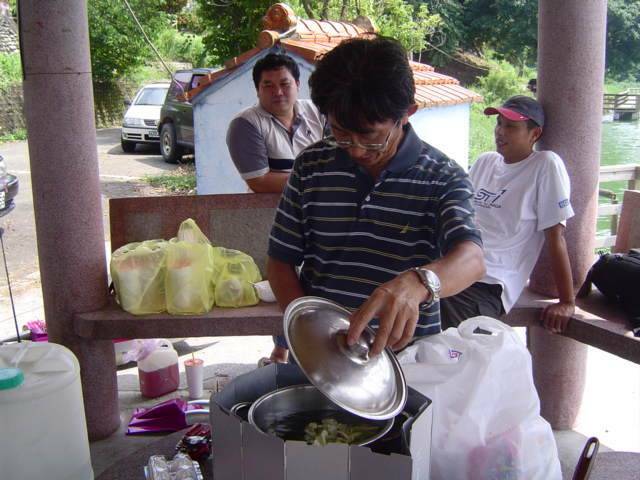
[185, 3, 482, 108]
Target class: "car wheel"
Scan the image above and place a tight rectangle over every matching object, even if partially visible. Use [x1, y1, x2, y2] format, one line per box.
[121, 139, 137, 153]
[160, 123, 184, 164]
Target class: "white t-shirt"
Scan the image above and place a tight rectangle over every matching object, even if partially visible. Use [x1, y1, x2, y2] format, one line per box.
[469, 150, 574, 312]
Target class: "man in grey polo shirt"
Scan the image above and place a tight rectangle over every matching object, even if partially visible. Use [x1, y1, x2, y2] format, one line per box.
[226, 53, 324, 193]
[227, 52, 324, 364]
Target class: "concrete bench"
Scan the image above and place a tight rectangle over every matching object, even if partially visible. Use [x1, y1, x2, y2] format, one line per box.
[74, 192, 639, 362]
[505, 190, 640, 368]
[74, 193, 284, 340]
[74, 194, 640, 363]
[506, 287, 639, 364]
[74, 191, 639, 432]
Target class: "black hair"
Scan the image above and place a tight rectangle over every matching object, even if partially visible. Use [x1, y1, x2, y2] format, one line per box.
[308, 37, 415, 133]
[526, 119, 539, 130]
[252, 53, 300, 89]
[526, 119, 543, 143]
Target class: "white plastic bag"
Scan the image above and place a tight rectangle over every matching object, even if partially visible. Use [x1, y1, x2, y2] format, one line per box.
[397, 316, 561, 480]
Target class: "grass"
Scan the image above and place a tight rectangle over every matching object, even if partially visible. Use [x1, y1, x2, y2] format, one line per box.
[603, 80, 640, 94]
[144, 164, 196, 194]
[469, 102, 496, 165]
[0, 128, 27, 143]
[122, 64, 172, 89]
[0, 53, 22, 89]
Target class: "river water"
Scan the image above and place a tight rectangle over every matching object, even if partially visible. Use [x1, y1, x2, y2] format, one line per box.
[598, 117, 640, 235]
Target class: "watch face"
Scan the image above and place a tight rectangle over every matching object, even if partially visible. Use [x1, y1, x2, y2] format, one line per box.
[425, 269, 441, 296]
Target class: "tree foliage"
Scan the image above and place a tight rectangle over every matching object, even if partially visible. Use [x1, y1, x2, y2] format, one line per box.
[88, 0, 171, 82]
[606, 0, 640, 80]
[156, 29, 207, 68]
[5, 0, 16, 16]
[475, 53, 531, 104]
[357, 0, 440, 55]
[421, 0, 537, 70]
[197, 0, 274, 65]
[422, 0, 640, 80]
[197, 0, 440, 66]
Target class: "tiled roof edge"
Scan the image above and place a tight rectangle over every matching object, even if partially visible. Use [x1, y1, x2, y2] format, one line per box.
[185, 3, 482, 108]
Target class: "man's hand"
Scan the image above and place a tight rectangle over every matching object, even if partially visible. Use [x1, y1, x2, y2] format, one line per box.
[347, 271, 427, 356]
[541, 301, 575, 333]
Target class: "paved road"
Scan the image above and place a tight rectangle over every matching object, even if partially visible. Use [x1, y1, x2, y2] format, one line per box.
[0, 129, 178, 336]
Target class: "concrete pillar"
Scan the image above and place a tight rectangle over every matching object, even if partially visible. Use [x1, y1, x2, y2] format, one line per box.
[528, 0, 607, 429]
[21, 1, 119, 439]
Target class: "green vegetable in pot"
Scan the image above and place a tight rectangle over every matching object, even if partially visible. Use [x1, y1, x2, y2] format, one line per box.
[303, 418, 379, 446]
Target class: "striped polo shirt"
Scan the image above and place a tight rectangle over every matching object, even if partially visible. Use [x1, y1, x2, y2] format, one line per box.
[226, 100, 324, 181]
[268, 124, 482, 336]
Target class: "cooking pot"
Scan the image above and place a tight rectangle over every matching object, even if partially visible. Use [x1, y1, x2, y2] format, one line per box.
[231, 297, 407, 448]
[247, 384, 394, 446]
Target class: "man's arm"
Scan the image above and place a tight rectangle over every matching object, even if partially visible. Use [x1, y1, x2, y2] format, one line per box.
[266, 257, 305, 312]
[348, 240, 485, 355]
[541, 223, 575, 333]
[227, 116, 273, 189]
[246, 172, 291, 193]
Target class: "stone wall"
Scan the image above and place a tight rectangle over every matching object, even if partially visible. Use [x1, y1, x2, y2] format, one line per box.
[94, 81, 139, 129]
[0, 81, 143, 135]
[0, 14, 19, 54]
[0, 83, 25, 136]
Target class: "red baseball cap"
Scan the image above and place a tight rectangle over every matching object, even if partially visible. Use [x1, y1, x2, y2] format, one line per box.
[484, 95, 545, 127]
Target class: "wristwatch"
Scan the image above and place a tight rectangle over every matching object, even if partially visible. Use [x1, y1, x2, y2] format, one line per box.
[409, 267, 441, 307]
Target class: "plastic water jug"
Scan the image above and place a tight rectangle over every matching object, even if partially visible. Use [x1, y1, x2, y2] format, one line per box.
[138, 339, 179, 398]
[0, 342, 93, 480]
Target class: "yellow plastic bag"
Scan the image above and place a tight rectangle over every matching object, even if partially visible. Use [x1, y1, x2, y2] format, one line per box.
[165, 240, 215, 315]
[110, 240, 168, 315]
[211, 247, 262, 285]
[176, 218, 211, 245]
[212, 248, 261, 307]
[215, 261, 260, 307]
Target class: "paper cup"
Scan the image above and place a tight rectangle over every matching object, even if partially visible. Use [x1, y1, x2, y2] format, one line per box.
[184, 358, 204, 399]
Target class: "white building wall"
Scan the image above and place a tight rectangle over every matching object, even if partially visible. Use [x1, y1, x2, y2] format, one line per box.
[410, 103, 471, 170]
[194, 53, 315, 194]
[195, 52, 474, 194]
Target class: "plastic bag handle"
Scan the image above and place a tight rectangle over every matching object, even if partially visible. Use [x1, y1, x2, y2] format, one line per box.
[457, 316, 514, 339]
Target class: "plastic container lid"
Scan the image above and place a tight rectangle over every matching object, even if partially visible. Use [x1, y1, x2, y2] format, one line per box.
[0, 367, 24, 390]
[283, 296, 407, 420]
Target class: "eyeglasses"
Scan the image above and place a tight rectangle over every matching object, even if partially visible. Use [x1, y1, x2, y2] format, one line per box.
[324, 120, 401, 152]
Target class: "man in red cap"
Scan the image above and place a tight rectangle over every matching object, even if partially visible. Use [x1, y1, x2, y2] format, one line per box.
[440, 95, 576, 333]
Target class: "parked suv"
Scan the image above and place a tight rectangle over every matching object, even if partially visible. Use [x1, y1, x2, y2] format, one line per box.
[158, 68, 216, 163]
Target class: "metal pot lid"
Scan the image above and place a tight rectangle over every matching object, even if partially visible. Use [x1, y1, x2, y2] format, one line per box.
[284, 296, 407, 420]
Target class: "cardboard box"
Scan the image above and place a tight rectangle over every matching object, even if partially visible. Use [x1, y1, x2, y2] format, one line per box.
[210, 363, 432, 480]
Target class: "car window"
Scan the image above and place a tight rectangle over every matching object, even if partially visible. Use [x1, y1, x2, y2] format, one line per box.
[168, 72, 192, 100]
[191, 75, 205, 89]
[135, 87, 169, 106]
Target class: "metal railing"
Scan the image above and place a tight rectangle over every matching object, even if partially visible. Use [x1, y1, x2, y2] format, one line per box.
[595, 164, 640, 249]
[603, 91, 640, 114]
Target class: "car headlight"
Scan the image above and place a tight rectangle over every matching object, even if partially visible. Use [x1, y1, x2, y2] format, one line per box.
[123, 117, 145, 127]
